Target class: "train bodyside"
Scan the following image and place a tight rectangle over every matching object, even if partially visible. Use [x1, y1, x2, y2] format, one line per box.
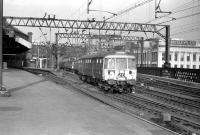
[60, 57, 76, 72]
[75, 51, 137, 93]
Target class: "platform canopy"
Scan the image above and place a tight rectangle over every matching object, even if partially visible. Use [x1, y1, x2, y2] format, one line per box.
[3, 23, 32, 55]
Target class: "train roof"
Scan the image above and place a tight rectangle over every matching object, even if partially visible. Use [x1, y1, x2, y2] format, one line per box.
[79, 51, 135, 59]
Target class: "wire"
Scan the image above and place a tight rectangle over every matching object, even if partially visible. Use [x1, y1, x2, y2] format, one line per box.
[157, 11, 200, 24]
[171, 27, 200, 36]
[105, 0, 153, 21]
[147, 0, 200, 23]
[38, 27, 48, 42]
[70, 2, 86, 19]
[171, 23, 200, 32]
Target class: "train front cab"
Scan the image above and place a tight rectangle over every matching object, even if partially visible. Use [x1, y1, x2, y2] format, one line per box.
[102, 54, 137, 93]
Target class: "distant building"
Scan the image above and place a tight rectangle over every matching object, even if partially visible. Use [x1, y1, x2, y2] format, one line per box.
[131, 39, 200, 69]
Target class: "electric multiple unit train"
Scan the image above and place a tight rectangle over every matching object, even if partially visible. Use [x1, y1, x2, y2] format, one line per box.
[60, 51, 137, 93]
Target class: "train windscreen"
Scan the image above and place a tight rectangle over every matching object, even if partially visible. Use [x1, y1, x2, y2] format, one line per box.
[116, 58, 127, 69]
[104, 58, 115, 69]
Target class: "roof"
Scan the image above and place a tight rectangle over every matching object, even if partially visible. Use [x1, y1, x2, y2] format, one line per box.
[80, 51, 135, 59]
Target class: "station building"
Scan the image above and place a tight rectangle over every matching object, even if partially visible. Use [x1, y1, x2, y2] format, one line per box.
[3, 24, 32, 68]
[131, 39, 200, 69]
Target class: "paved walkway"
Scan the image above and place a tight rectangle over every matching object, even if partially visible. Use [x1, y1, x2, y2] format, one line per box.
[0, 69, 177, 135]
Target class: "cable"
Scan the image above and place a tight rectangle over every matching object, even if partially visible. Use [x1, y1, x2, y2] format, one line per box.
[38, 27, 48, 42]
[157, 11, 200, 24]
[70, 2, 86, 19]
[171, 27, 200, 36]
[147, 0, 200, 23]
[171, 23, 200, 32]
[105, 0, 153, 21]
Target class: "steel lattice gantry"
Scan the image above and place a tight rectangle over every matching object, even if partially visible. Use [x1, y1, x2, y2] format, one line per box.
[3, 16, 167, 39]
[3, 16, 171, 68]
[57, 33, 143, 41]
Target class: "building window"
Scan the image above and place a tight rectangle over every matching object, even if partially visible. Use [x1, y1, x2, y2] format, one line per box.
[152, 52, 157, 62]
[193, 65, 196, 69]
[174, 64, 177, 68]
[169, 54, 171, 61]
[180, 54, 184, 61]
[187, 65, 190, 68]
[162, 52, 165, 61]
[193, 54, 196, 61]
[180, 65, 184, 68]
[174, 53, 178, 61]
[187, 55, 190, 61]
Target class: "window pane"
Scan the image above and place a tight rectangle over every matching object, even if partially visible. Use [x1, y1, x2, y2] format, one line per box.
[180, 54, 184, 61]
[174, 53, 178, 61]
[187, 55, 190, 61]
[162, 52, 165, 61]
[128, 58, 136, 69]
[193, 54, 196, 61]
[104, 58, 115, 69]
[116, 58, 127, 69]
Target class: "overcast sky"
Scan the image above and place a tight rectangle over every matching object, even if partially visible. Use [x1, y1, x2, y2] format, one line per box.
[3, 0, 200, 42]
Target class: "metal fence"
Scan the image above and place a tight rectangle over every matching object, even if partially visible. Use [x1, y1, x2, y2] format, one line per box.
[137, 67, 200, 83]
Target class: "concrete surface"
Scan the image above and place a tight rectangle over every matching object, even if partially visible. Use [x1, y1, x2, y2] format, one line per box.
[0, 69, 177, 135]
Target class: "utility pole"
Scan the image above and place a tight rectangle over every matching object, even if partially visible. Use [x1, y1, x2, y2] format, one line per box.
[0, 0, 3, 89]
[55, 33, 60, 70]
[164, 25, 170, 68]
[0, 0, 10, 96]
[140, 37, 144, 67]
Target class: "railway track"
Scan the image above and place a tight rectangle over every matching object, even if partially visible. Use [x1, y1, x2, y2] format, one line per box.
[138, 74, 200, 99]
[136, 85, 200, 115]
[25, 68, 200, 135]
[109, 93, 200, 126]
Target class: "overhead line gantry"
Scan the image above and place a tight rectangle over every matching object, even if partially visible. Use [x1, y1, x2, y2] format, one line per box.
[3, 16, 167, 39]
[3, 16, 171, 68]
[57, 33, 143, 41]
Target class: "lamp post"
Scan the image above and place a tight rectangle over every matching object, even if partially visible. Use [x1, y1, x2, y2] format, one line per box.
[0, 0, 3, 89]
[0, 0, 10, 96]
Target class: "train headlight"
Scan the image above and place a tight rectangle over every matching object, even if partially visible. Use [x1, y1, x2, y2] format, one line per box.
[127, 70, 136, 80]
[108, 70, 115, 78]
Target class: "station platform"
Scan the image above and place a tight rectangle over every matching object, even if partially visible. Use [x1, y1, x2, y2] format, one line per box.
[0, 68, 177, 135]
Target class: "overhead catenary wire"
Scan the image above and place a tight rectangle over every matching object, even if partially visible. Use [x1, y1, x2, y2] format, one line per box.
[171, 27, 200, 36]
[147, 0, 200, 23]
[38, 27, 48, 42]
[105, 0, 153, 21]
[70, 2, 87, 19]
[157, 11, 200, 24]
[171, 22, 200, 32]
